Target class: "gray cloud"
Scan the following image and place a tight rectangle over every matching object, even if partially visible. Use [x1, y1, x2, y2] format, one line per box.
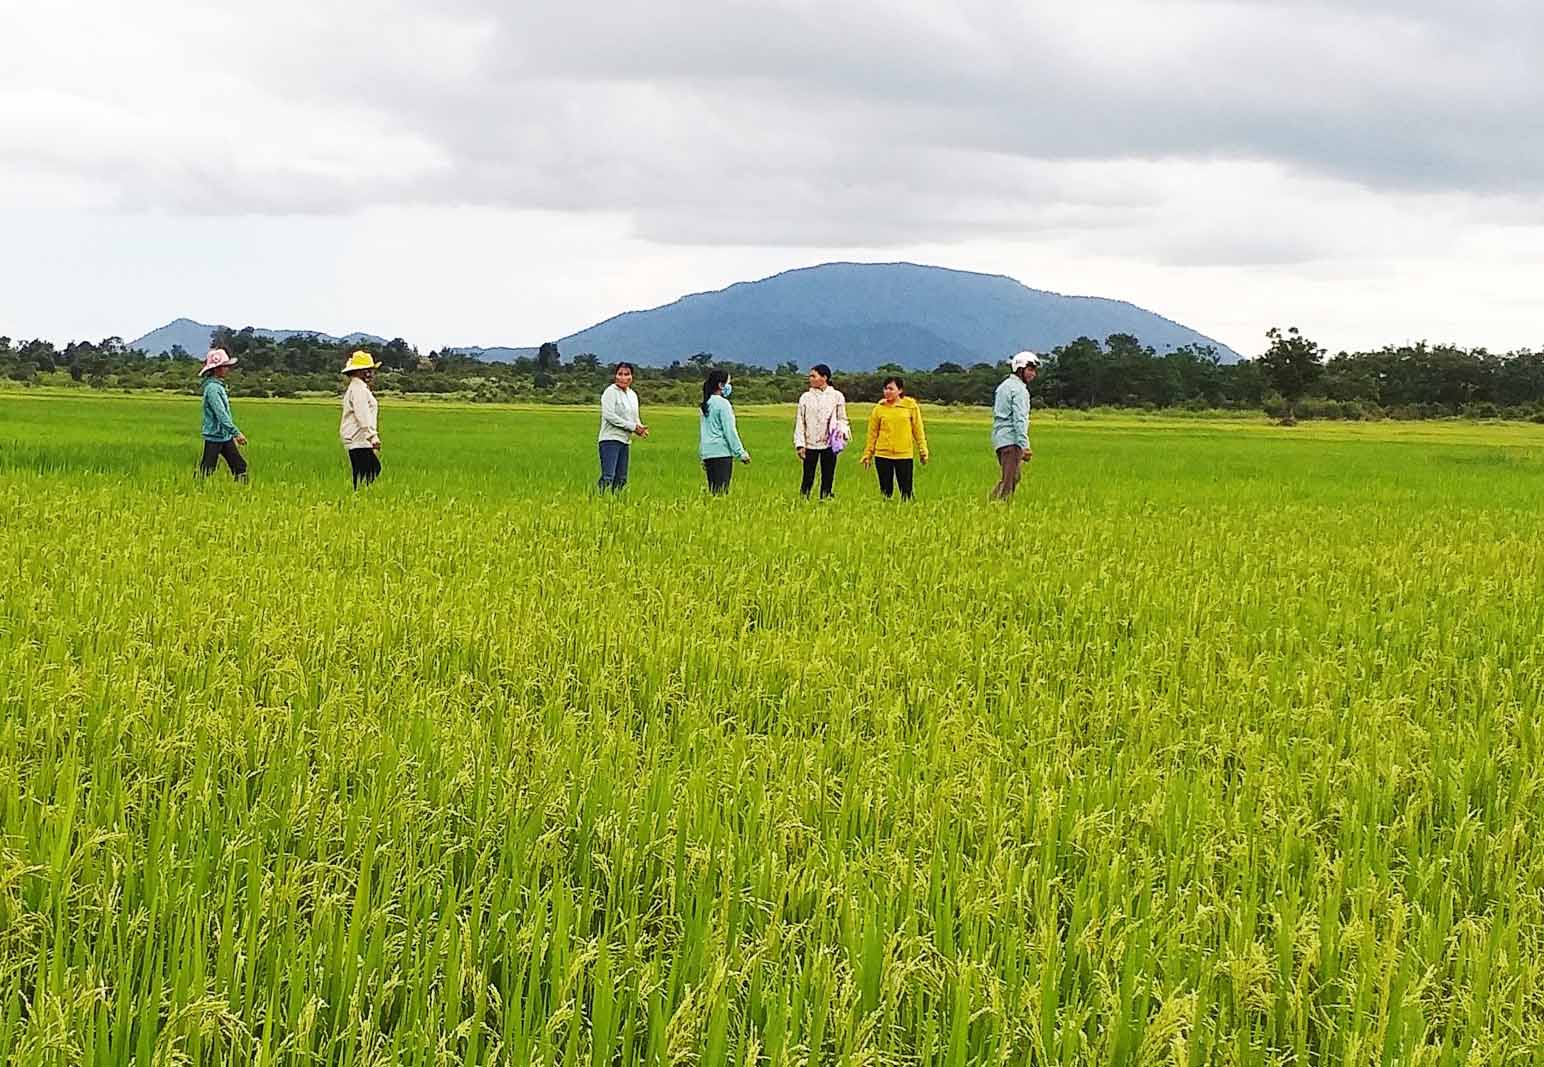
[3, 0, 1541, 257]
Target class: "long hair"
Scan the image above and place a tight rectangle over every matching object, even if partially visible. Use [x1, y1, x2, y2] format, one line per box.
[700, 369, 728, 414]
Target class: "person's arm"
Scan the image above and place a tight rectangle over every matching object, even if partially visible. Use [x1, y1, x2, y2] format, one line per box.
[862, 405, 881, 461]
[912, 403, 929, 461]
[794, 395, 807, 450]
[212, 385, 241, 439]
[361, 391, 381, 447]
[835, 393, 850, 436]
[1014, 387, 1030, 449]
[600, 389, 639, 434]
[720, 400, 748, 459]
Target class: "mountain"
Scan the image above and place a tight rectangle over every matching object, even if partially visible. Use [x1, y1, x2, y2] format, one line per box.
[130, 318, 386, 356]
[130, 263, 1240, 368]
[448, 345, 539, 362]
[554, 263, 1242, 368]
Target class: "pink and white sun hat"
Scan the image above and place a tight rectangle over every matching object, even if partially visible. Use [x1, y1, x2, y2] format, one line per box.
[199, 348, 238, 376]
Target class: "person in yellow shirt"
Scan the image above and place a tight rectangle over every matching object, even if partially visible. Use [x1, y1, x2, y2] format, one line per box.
[860, 376, 929, 499]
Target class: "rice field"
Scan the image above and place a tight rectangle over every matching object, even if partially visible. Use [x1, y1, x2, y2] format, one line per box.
[2, 392, 1542, 1066]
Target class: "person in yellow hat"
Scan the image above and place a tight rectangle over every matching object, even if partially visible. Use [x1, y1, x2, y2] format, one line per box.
[340, 351, 383, 488]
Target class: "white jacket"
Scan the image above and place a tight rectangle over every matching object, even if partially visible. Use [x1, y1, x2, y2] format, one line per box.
[793, 387, 849, 449]
[597, 384, 641, 444]
[340, 377, 380, 449]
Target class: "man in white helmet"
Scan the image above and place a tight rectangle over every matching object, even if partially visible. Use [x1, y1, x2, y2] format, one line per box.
[990, 351, 1039, 500]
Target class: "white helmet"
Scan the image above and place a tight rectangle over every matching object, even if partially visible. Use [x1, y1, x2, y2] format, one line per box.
[1011, 351, 1041, 370]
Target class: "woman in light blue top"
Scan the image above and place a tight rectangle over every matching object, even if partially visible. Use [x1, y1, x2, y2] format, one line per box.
[698, 368, 750, 495]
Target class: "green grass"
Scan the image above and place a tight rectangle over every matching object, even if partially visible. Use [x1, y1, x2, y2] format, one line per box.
[2, 393, 1543, 1065]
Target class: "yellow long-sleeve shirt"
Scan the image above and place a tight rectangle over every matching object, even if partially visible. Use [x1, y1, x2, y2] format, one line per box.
[862, 397, 929, 461]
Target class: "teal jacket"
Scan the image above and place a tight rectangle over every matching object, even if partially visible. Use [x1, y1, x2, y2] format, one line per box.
[698, 395, 748, 460]
[201, 377, 241, 442]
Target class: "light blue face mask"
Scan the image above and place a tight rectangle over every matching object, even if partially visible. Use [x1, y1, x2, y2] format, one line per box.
[720, 382, 733, 399]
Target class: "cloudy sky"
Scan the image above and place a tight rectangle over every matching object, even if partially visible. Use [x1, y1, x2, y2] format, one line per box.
[3, 0, 1540, 355]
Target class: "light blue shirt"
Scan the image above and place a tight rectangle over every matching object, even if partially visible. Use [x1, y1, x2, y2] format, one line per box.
[991, 375, 1030, 450]
[698, 394, 748, 460]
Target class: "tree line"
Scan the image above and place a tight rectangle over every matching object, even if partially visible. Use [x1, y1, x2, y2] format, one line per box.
[3, 326, 1543, 422]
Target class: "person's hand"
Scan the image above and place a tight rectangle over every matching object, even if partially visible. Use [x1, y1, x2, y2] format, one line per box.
[235, 434, 247, 446]
[861, 455, 872, 468]
[1025, 448, 1033, 460]
[920, 453, 930, 466]
[797, 447, 807, 461]
[635, 424, 649, 438]
[740, 452, 752, 465]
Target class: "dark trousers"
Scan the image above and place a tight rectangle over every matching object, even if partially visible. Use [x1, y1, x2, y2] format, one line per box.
[991, 445, 1025, 500]
[198, 439, 247, 481]
[597, 440, 630, 491]
[703, 457, 735, 495]
[875, 457, 914, 499]
[800, 448, 838, 498]
[349, 447, 381, 489]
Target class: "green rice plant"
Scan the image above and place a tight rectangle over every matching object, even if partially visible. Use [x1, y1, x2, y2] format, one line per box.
[0, 393, 1542, 1064]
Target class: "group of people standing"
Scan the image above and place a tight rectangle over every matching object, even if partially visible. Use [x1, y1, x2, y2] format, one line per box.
[596, 350, 1042, 500]
[193, 343, 1041, 499]
[196, 347, 384, 487]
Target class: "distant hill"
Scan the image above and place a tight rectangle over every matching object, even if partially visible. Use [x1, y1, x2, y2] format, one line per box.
[130, 263, 1240, 368]
[555, 263, 1242, 368]
[448, 345, 539, 362]
[130, 318, 385, 356]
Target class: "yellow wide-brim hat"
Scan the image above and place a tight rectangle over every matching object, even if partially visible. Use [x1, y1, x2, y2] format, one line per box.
[342, 351, 382, 374]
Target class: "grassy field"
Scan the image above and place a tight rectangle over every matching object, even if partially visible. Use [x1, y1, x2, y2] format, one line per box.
[2, 392, 1542, 1065]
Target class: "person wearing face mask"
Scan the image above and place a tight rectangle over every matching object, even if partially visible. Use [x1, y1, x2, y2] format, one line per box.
[698, 368, 750, 495]
[860, 375, 928, 500]
[990, 351, 1040, 500]
[793, 363, 849, 499]
[340, 351, 383, 488]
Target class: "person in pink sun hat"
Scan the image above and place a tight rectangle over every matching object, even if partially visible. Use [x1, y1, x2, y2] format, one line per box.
[197, 348, 248, 481]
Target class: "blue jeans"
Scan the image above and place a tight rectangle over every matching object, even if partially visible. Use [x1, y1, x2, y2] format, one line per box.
[598, 440, 630, 491]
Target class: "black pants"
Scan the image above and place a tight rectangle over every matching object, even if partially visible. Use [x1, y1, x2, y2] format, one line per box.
[198, 439, 247, 481]
[703, 457, 735, 495]
[875, 457, 914, 499]
[349, 447, 381, 489]
[800, 448, 838, 498]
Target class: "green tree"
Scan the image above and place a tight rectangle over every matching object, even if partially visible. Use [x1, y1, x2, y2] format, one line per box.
[536, 342, 562, 372]
[1047, 337, 1107, 408]
[1259, 327, 1325, 424]
[21, 339, 59, 373]
[381, 337, 416, 371]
